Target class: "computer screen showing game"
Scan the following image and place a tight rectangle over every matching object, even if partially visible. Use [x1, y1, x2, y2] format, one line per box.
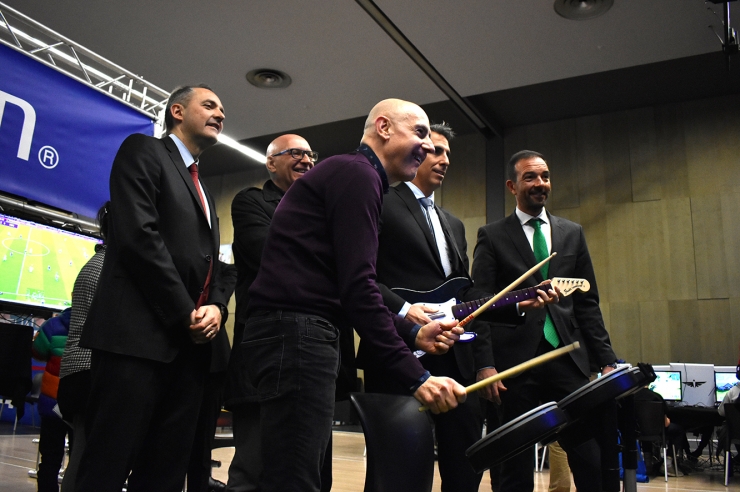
[715, 371, 739, 403]
[649, 371, 682, 401]
[0, 211, 101, 313]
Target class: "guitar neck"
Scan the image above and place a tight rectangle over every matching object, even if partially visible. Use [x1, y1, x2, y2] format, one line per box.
[451, 285, 540, 320]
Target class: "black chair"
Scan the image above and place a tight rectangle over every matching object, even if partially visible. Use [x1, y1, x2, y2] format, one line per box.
[635, 400, 677, 481]
[0, 323, 33, 427]
[723, 404, 740, 486]
[350, 392, 434, 492]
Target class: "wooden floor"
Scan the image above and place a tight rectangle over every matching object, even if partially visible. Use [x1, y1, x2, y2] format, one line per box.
[1, 422, 737, 491]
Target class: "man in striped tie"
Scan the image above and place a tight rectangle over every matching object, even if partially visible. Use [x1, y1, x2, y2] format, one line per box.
[472, 150, 618, 492]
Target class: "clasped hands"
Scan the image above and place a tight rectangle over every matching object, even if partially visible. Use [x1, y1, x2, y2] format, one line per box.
[187, 304, 222, 344]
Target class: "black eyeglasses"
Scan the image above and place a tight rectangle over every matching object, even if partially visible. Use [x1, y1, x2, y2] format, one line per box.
[271, 148, 319, 163]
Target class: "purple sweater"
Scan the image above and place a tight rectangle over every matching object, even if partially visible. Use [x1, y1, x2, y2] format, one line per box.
[248, 149, 426, 388]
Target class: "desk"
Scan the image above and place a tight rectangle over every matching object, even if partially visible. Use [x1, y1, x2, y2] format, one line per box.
[666, 405, 724, 432]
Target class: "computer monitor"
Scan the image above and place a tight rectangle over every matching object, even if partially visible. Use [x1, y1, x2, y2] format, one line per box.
[649, 371, 682, 401]
[669, 362, 716, 407]
[715, 370, 740, 403]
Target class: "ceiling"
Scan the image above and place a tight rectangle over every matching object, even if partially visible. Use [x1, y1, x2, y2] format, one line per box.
[3, 0, 739, 174]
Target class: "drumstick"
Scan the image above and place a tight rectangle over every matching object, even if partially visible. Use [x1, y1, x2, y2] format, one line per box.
[419, 342, 580, 412]
[457, 252, 557, 329]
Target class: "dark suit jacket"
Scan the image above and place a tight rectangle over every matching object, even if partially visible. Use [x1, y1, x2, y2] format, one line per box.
[471, 211, 615, 378]
[81, 134, 228, 363]
[363, 183, 520, 382]
[224, 180, 282, 406]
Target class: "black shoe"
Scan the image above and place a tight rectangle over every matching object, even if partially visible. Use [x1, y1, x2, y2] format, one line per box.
[207, 477, 227, 492]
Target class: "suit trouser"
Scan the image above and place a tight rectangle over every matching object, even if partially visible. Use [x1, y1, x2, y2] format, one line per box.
[497, 338, 602, 492]
[242, 311, 339, 492]
[38, 414, 71, 492]
[76, 347, 206, 492]
[364, 350, 484, 492]
[188, 370, 226, 492]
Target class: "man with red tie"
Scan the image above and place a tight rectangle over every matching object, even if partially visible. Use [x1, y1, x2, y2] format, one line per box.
[77, 85, 230, 492]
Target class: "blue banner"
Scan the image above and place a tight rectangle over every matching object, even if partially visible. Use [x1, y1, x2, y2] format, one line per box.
[0, 43, 154, 218]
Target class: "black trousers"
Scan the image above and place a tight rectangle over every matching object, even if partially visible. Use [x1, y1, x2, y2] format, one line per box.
[76, 347, 206, 492]
[496, 337, 603, 492]
[38, 414, 71, 492]
[188, 370, 227, 492]
[364, 349, 484, 492]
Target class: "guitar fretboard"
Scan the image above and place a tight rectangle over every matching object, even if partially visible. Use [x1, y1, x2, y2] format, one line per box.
[451, 285, 541, 319]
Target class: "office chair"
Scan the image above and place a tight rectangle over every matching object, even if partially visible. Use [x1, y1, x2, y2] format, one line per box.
[350, 392, 434, 492]
[635, 400, 677, 481]
[723, 404, 740, 486]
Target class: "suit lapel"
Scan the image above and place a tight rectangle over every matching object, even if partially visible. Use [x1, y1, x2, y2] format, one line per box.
[547, 212, 564, 276]
[397, 184, 442, 267]
[504, 213, 543, 283]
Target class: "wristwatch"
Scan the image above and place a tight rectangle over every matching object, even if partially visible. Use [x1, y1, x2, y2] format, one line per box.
[601, 362, 619, 371]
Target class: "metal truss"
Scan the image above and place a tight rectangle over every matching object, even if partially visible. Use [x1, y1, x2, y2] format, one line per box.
[0, 1, 168, 122]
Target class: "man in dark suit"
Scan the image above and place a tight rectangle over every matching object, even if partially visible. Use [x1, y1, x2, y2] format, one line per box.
[77, 84, 230, 492]
[472, 150, 618, 492]
[225, 133, 319, 492]
[362, 124, 556, 491]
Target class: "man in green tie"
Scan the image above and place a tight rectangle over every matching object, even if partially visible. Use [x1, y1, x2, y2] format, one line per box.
[471, 150, 618, 492]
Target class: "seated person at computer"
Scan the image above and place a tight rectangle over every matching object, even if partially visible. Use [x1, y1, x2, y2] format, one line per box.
[716, 361, 740, 459]
[633, 385, 690, 476]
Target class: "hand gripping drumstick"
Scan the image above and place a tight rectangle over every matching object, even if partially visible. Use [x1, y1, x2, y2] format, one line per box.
[420, 342, 580, 412]
[457, 252, 557, 329]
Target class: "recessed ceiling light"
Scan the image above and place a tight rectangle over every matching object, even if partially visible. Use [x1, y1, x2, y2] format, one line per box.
[246, 69, 292, 89]
[554, 0, 613, 21]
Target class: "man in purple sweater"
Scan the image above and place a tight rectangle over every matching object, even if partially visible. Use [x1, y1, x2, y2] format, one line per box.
[243, 99, 466, 491]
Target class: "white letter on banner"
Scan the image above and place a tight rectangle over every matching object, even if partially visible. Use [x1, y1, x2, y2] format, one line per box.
[0, 89, 36, 161]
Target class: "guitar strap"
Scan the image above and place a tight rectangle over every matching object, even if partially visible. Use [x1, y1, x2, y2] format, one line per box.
[435, 205, 469, 280]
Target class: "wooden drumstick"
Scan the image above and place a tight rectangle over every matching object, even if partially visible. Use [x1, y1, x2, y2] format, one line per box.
[457, 252, 557, 329]
[419, 342, 580, 412]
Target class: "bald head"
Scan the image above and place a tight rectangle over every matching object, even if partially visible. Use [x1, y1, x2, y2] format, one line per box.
[360, 98, 434, 183]
[266, 134, 315, 192]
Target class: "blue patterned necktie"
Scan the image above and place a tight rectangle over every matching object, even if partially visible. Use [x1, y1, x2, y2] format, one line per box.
[529, 218, 560, 348]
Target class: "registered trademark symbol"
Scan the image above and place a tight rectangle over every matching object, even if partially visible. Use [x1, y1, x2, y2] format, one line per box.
[38, 145, 59, 169]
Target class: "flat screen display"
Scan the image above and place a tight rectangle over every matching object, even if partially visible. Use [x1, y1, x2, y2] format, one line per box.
[0, 212, 101, 312]
[715, 371, 739, 403]
[649, 371, 682, 401]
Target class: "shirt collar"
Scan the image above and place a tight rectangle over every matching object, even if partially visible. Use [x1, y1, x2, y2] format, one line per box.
[168, 134, 197, 167]
[405, 181, 435, 202]
[357, 144, 390, 194]
[515, 207, 548, 227]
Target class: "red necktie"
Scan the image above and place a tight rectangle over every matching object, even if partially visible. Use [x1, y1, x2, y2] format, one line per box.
[188, 163, 212, 308]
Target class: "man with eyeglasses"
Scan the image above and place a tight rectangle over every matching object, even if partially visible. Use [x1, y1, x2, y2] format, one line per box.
[242, 99, 468, 491]
[225, 133, 322, 492]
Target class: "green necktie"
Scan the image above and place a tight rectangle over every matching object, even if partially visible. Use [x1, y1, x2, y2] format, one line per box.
[530, 218, 560, 348]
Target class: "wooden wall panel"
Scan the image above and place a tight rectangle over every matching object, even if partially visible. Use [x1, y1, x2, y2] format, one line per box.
[639, 300, 671, 364]
[691, 195, 728, 299]
[654, 103, 690, 199]
[608, 301, 641, 363]
[668, 300, 699, 363]
[502, 126, 526, 214]
[662, 198, 697, 300]
[627, 107, 661, 202]
[526, 120, 579, 210]
[721, 192, 740, 289]
[631, 200, 667, 301]
[601, 111, 632, 205]
[697, 299, 732, 365]
[729, 298, 740, 363]
[605, 203, 634, 302]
